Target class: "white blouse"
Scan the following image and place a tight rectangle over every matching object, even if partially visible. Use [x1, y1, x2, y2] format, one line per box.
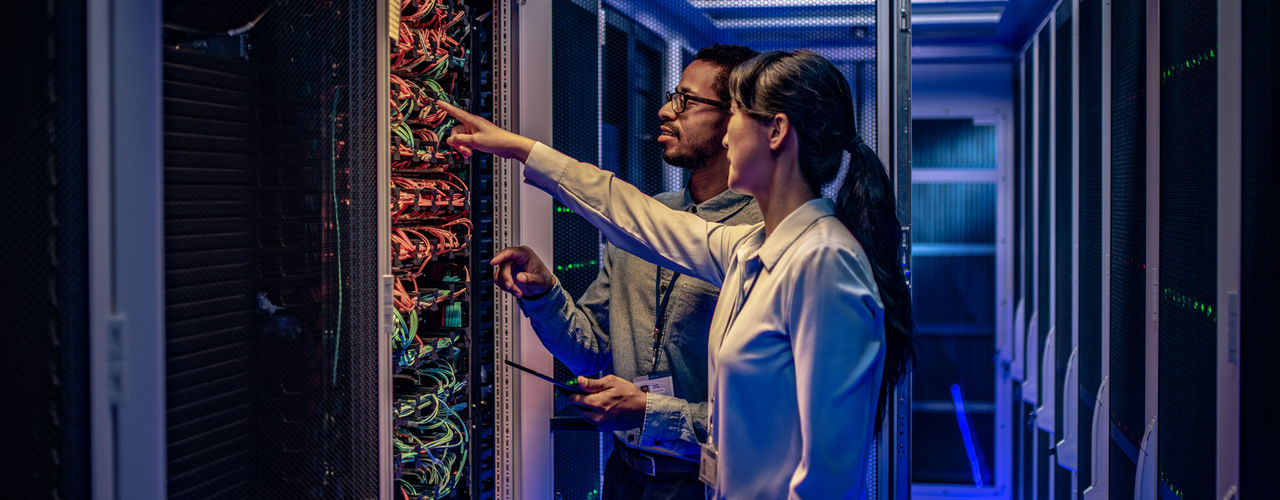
[524, 142, 885, 499]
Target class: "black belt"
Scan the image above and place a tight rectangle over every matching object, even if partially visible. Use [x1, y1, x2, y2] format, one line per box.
[614, 441, 699, 476]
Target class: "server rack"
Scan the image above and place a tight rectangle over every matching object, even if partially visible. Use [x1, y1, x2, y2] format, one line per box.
[156, 1, 386, 496]
[1006, 0, 1253, 498]
[1075, 0, 1104, 495]
[91, 0, 504, 497]
[1107, 0, 1149, 497]
[1240, 1, 1277, 498]
[384, 1, 496, 498]
[547, 2, 607, 495]
[1157, 1, 1219, 498]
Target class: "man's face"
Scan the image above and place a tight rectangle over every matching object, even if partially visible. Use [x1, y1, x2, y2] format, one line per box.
[657, 60, 730, 170]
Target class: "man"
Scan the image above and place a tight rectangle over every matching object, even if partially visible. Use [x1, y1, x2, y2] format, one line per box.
[491, 45, 761, 499]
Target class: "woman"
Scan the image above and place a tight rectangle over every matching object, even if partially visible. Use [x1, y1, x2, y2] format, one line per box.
[440, 50, 913, 499]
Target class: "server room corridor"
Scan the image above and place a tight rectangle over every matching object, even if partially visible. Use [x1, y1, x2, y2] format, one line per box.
[7, 0, 1275, 499]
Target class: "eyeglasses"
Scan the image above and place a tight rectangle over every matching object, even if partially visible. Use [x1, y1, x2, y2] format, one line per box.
[665, 90, 729, 114]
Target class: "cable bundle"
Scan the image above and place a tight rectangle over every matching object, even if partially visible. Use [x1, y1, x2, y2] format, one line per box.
[392, 174, 468, 221]
[392, 264, 468, 313]
[390, 75, 457, 162]
[393, 358, 470, 499]
[393, 12, 466, 76]
[389, 4, 475, 495]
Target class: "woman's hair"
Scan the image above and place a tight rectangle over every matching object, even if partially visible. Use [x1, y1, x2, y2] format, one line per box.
[728, 50, 916, 431]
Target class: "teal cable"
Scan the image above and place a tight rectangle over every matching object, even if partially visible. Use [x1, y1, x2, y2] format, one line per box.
[331, 86, 343, 388]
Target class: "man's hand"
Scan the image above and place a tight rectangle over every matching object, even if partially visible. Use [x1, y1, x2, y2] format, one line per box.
[490, 246, 556, 299]
[566, 375, 648, 431]
[436, 100, 537, 162]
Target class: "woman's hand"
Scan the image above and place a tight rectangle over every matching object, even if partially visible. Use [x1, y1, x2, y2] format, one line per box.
[436, 100, 537, 163]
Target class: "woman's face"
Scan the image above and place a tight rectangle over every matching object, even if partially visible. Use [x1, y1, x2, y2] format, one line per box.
[722, 102, 774, 197]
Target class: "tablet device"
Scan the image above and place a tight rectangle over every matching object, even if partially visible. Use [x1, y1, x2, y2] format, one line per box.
[503, 359, 589, 394]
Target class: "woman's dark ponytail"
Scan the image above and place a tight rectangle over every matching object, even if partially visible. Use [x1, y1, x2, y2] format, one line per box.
[730, 51, 915, 432]
[838, 138, 916, 432]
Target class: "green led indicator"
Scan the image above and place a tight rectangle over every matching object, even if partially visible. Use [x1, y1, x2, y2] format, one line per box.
[1160, 286, 1217, 321]
[555, 259, 599, 272]
[1161, 47, 1218, 81]
[555, 206, 575, 214]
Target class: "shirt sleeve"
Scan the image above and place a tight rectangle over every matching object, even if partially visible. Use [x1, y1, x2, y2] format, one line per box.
[517, 245, 615, 376]
[637, 392, 709, 458]
[785, 245, 886, 500]
[523, 142, 755, 287]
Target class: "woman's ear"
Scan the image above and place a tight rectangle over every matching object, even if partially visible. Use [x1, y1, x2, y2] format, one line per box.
[768, 112, 790, 151]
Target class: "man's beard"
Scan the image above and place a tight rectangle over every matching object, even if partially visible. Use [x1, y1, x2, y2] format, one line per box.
[662, 132, 721, 170]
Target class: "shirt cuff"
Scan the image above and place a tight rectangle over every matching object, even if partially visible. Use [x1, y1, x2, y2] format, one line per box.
[516, 280, 568, 319]
[638, 392, 686, 449]
[522, 141, 572, 192]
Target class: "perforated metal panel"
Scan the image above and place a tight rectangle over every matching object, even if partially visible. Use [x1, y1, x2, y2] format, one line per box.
[1108, 0, 1146, 495]
[160, 0, 382, 496]
[1077, 0, 1103, 491]
[1158, 0, 1218, 498]
[913, 120, 997, 169]
[603, 6, 667, 195]
[913, 411, 995, 485]
[912, 251, 996, 333]
[913, 182, 996, 244]
[910, 118, 995, 485]
[1241, 0, 1279, 497]
[8, 1, 90, 497]
[162, 49, 259, 499]
[551, 2, 607, 498]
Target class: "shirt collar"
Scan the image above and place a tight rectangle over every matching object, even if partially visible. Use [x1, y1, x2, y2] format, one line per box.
[681, 188, 755, 222]
[752, 198, 836, 271]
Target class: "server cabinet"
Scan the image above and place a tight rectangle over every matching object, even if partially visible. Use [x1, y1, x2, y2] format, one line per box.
[1240, 0, 1279, 498]
[384, 1, 497, 498]
[1157, 1, 1219, 498]
[1075, 0, 1104, 494]
[1108, 0, 1149, 497]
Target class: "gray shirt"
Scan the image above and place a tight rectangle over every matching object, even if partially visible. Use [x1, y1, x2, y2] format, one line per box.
[519, 187, 760, 461]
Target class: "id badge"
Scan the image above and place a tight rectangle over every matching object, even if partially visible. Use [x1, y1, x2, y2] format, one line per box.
[699, 443, 718, 487]
[633, 372, 675, 396]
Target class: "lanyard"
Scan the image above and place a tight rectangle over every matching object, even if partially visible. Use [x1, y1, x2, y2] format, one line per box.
[649, 267, 681, 373]
[647, 199, 750, 374]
